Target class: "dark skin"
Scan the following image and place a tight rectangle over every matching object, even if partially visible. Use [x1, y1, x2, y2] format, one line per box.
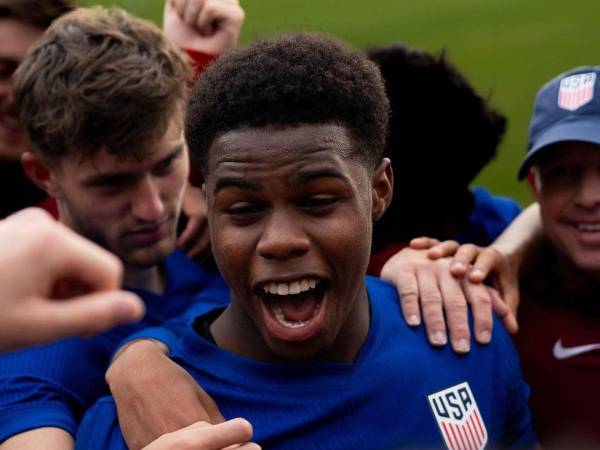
[205, 123, 393, 362]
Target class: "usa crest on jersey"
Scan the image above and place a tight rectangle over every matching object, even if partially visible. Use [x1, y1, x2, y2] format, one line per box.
[427, 382, 488, 450]
[557, 72, 596, 111]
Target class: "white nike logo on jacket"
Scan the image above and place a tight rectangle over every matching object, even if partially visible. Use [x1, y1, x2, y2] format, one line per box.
[553, 339, 600, 360]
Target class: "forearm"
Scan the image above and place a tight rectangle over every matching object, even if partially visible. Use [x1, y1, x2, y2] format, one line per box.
[1, 427, 73, 450]
[491, 203, 543, 272]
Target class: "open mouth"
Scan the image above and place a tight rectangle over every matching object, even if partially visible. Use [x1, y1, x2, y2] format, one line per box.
[574, 222, 600, 232]
[256, 277, 328, 341]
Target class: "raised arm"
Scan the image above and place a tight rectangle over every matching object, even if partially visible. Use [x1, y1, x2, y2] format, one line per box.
[165, 0, 245, 258]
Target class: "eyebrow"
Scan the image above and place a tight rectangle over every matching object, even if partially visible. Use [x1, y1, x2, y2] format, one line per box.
[290, 168, 349, 187]
[214, 177, 260, 195]
[82, 144, 184, 187]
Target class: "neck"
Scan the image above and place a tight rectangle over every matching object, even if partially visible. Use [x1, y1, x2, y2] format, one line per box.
[123, 264, 165, 293]
[554, 250, 600, 290]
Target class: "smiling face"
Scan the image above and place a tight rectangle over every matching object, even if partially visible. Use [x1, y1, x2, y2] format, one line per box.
[39, 114, 189, 268]
[531, 141, 600, 275]
[0, 17, 43, 160]
[207, 124, 391, 362]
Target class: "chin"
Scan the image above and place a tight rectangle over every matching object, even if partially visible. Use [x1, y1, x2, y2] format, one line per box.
[122, 242, 174, 268]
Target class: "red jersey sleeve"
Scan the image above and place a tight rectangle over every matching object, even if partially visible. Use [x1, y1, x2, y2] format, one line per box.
[185, 49, 218, 82]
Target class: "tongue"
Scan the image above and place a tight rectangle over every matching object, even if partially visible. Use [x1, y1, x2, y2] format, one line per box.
[279, 296, 318, 322]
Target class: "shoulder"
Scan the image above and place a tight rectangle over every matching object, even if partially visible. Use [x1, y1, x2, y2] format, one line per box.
[471, 187, 522, 219]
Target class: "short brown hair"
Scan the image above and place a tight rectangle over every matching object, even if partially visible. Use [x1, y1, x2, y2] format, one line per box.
[13, 7, 188, 164]
[0, 0, 74, 28]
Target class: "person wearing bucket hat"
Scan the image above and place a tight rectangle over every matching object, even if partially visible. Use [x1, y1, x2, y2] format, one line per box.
[397, 66, 600, 447]
[374, 66, 600, 448]
[510, 66, 600, 448]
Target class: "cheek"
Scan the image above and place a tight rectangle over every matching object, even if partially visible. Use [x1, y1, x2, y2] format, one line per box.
[210, 221, 257, 280]
[163, 171, 188, 203]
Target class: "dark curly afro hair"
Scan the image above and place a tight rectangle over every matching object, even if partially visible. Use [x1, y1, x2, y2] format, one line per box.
[186, 32, 390, 175]
[366, 43, 507, 189]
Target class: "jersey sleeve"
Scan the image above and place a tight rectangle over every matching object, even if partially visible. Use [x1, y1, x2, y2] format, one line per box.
[0, 337, 113, 441]
[112, 282, 229, 357]
[185, 48, 218, 80]
[75, 396, 127, 450]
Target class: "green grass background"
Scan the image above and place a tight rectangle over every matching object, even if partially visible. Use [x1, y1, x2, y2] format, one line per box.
[81, 0, 600, 205]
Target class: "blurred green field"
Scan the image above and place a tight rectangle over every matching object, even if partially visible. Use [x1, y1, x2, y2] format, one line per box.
[82, 0, 600, 205]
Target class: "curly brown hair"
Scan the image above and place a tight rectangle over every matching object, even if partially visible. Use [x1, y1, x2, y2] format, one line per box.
[186, 32, 390, 175]
[12, 7, 188, 165]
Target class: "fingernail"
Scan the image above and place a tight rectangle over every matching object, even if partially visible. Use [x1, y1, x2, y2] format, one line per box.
[452, 262, 465, 270]
[455, 338, 470, 353]
[478, 330, 491, 344]
[117, 299, 142, 322]
[408, 315, 420, 326]
[471, 268, 483, 278]
[431, 331, 447, 345]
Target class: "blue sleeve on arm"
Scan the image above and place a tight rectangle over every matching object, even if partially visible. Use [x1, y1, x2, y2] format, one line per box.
[0, 337, 112, 440]
[76, 397, 127, 450]
[111, 284, 229, 358]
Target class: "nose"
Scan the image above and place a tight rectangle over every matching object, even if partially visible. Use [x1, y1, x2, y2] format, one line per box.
[131, 175, 165, 222]
[574, 171, 600, 209]
[256, 209, 310, 260]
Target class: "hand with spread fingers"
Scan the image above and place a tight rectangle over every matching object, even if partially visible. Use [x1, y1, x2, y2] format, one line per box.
[410, 237, 519, 334]
[0, 208, 144, 352]
[163, 0, 245, 54]
[381, 244, 504, 353]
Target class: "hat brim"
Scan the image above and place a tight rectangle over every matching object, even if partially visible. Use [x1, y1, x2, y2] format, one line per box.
[518, 118, 600, 179]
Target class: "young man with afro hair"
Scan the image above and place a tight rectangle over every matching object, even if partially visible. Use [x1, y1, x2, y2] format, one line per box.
[367, 44, 522, 276]
[77, 32, 535, 450]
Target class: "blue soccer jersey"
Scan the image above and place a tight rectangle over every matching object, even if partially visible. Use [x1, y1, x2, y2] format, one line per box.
[0, 250, 229, 441]
[454, 187, 522, 246]
[76, 277, 535, 450]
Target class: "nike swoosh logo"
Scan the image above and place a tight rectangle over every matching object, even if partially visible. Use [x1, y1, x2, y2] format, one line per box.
[553, 339, 600, 360]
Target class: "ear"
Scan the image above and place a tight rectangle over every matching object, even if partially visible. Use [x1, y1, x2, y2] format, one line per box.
[21, 152, 61, 198]
[371, 158, 393, 222]
[526, 169, 541, 200]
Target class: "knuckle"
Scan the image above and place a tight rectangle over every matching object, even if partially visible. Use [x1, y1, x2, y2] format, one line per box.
[425, 318, 446, 330]
[421, 293, 443, 307]
[398, 285, 419, 299]
[474, 294, 493, 306]
[446, 299, 468, 313]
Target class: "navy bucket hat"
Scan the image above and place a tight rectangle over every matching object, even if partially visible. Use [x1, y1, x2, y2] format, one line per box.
[518, 66, 600, 179]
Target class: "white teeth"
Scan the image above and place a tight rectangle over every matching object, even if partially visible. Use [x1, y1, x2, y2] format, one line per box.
[277, 284, 289, 295]
[289, 281, 301, 295]
[577, 223, 600, 232]
[261, 278, 320, 296]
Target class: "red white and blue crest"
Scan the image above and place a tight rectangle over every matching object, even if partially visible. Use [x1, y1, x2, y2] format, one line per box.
[428, 382, 488, 450]
[558, 72, 596, 111]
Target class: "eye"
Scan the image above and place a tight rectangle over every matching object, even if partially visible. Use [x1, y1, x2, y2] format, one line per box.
[546, 164, 580, 180]
[153, 155, 176, 175]
[298, 195, 338, 210]
[226, 202, 264, 215]
[0, 60, 18, 80]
